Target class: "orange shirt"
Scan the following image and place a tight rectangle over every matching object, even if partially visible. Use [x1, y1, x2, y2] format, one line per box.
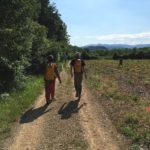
[44, 63, 56, 80]
[70, 59, 85, 73]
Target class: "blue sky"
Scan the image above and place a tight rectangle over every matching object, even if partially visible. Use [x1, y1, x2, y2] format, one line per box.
[53, 0, 150, 46]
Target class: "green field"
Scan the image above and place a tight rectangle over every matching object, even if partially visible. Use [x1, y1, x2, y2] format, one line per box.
[86, 60, 150, 149]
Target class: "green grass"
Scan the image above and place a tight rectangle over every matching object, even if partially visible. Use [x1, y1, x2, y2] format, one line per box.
[0, 76, 43, 142]
[85, 60, 150, 149]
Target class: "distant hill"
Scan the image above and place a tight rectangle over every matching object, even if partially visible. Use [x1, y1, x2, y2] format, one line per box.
[83, 45, 107, 50]
[83, 44, 150, 50]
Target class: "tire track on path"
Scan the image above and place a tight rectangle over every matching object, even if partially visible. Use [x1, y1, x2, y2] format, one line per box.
[78, 83, 128, 150]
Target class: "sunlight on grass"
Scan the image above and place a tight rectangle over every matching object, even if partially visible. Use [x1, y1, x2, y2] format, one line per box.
[0, 76, 43, 141]
[85, 60, 150, 149]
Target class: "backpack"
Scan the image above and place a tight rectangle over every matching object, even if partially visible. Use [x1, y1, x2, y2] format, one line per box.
[45, 63, 56, 80]
[74, 59, 82, 73]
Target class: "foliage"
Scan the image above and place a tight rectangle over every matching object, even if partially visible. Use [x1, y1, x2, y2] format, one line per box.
[0, 76, 43, 141]
[0, 0, 69, 92]
[78, 47, 150, 60]
[0, 0, 39, 91]
[38, 0, 69, 42]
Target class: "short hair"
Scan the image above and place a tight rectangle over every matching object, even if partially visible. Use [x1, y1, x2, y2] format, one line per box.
[75, 52, 81, 59]
[48, 55, 54, 62]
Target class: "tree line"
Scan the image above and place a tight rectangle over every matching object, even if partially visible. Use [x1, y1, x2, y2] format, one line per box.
[79, 47, 150, 60]
[1, 0, 149, 93]
[0, 0, 70, 93]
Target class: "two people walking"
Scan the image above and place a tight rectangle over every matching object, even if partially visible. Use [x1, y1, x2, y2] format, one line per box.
[44, 52, 86, 105]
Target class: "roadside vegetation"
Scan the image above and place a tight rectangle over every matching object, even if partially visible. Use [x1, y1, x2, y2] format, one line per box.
[0, 76, 43, 144]
[1, 0, 150, 149]
[0, 0, 71, 94]
[0, 0, 82, 146]
[0, 0, 69, 144]
[85, 60, 150, 149]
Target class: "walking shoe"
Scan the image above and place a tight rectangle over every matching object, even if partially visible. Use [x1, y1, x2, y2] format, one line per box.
[52, 98, 56, 101]
[46, 99, 51, 105]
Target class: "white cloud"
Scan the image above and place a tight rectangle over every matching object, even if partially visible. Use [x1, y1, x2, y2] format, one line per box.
[71, 32, 150, 46]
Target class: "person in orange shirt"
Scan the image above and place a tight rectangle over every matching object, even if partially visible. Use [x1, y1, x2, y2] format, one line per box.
[70, 52, 86, 100]
[44, 55, 61, 104]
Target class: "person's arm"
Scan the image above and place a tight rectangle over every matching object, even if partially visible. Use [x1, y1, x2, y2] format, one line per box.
[55, 66, 62, 83]
[70, 65, 74, 78]
[44, 65, 47, 82]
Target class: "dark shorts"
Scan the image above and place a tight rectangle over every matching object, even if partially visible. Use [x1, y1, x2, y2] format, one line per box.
[74, 73, 83, 84]
[74, 73, 83, 96]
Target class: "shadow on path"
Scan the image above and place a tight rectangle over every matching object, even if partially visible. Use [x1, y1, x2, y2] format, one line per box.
[58, 100, 86, 119]
[20, 104, 52, 124]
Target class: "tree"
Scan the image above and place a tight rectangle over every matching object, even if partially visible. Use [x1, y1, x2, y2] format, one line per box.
[38, 0, 69, 43]
[0, 0, 40, 91]
[0, 0, 70, 92]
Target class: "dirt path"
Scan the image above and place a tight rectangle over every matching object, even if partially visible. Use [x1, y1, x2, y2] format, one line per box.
[78, 84, 128, 150]
[3, 70, 128, 150]
[6, 92, 48, 150]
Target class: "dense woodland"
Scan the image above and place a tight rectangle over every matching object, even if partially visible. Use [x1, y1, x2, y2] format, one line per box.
[0, 0, 76, 93]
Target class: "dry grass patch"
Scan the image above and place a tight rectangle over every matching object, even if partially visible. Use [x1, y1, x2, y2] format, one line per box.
[85, 60, 150, 149]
